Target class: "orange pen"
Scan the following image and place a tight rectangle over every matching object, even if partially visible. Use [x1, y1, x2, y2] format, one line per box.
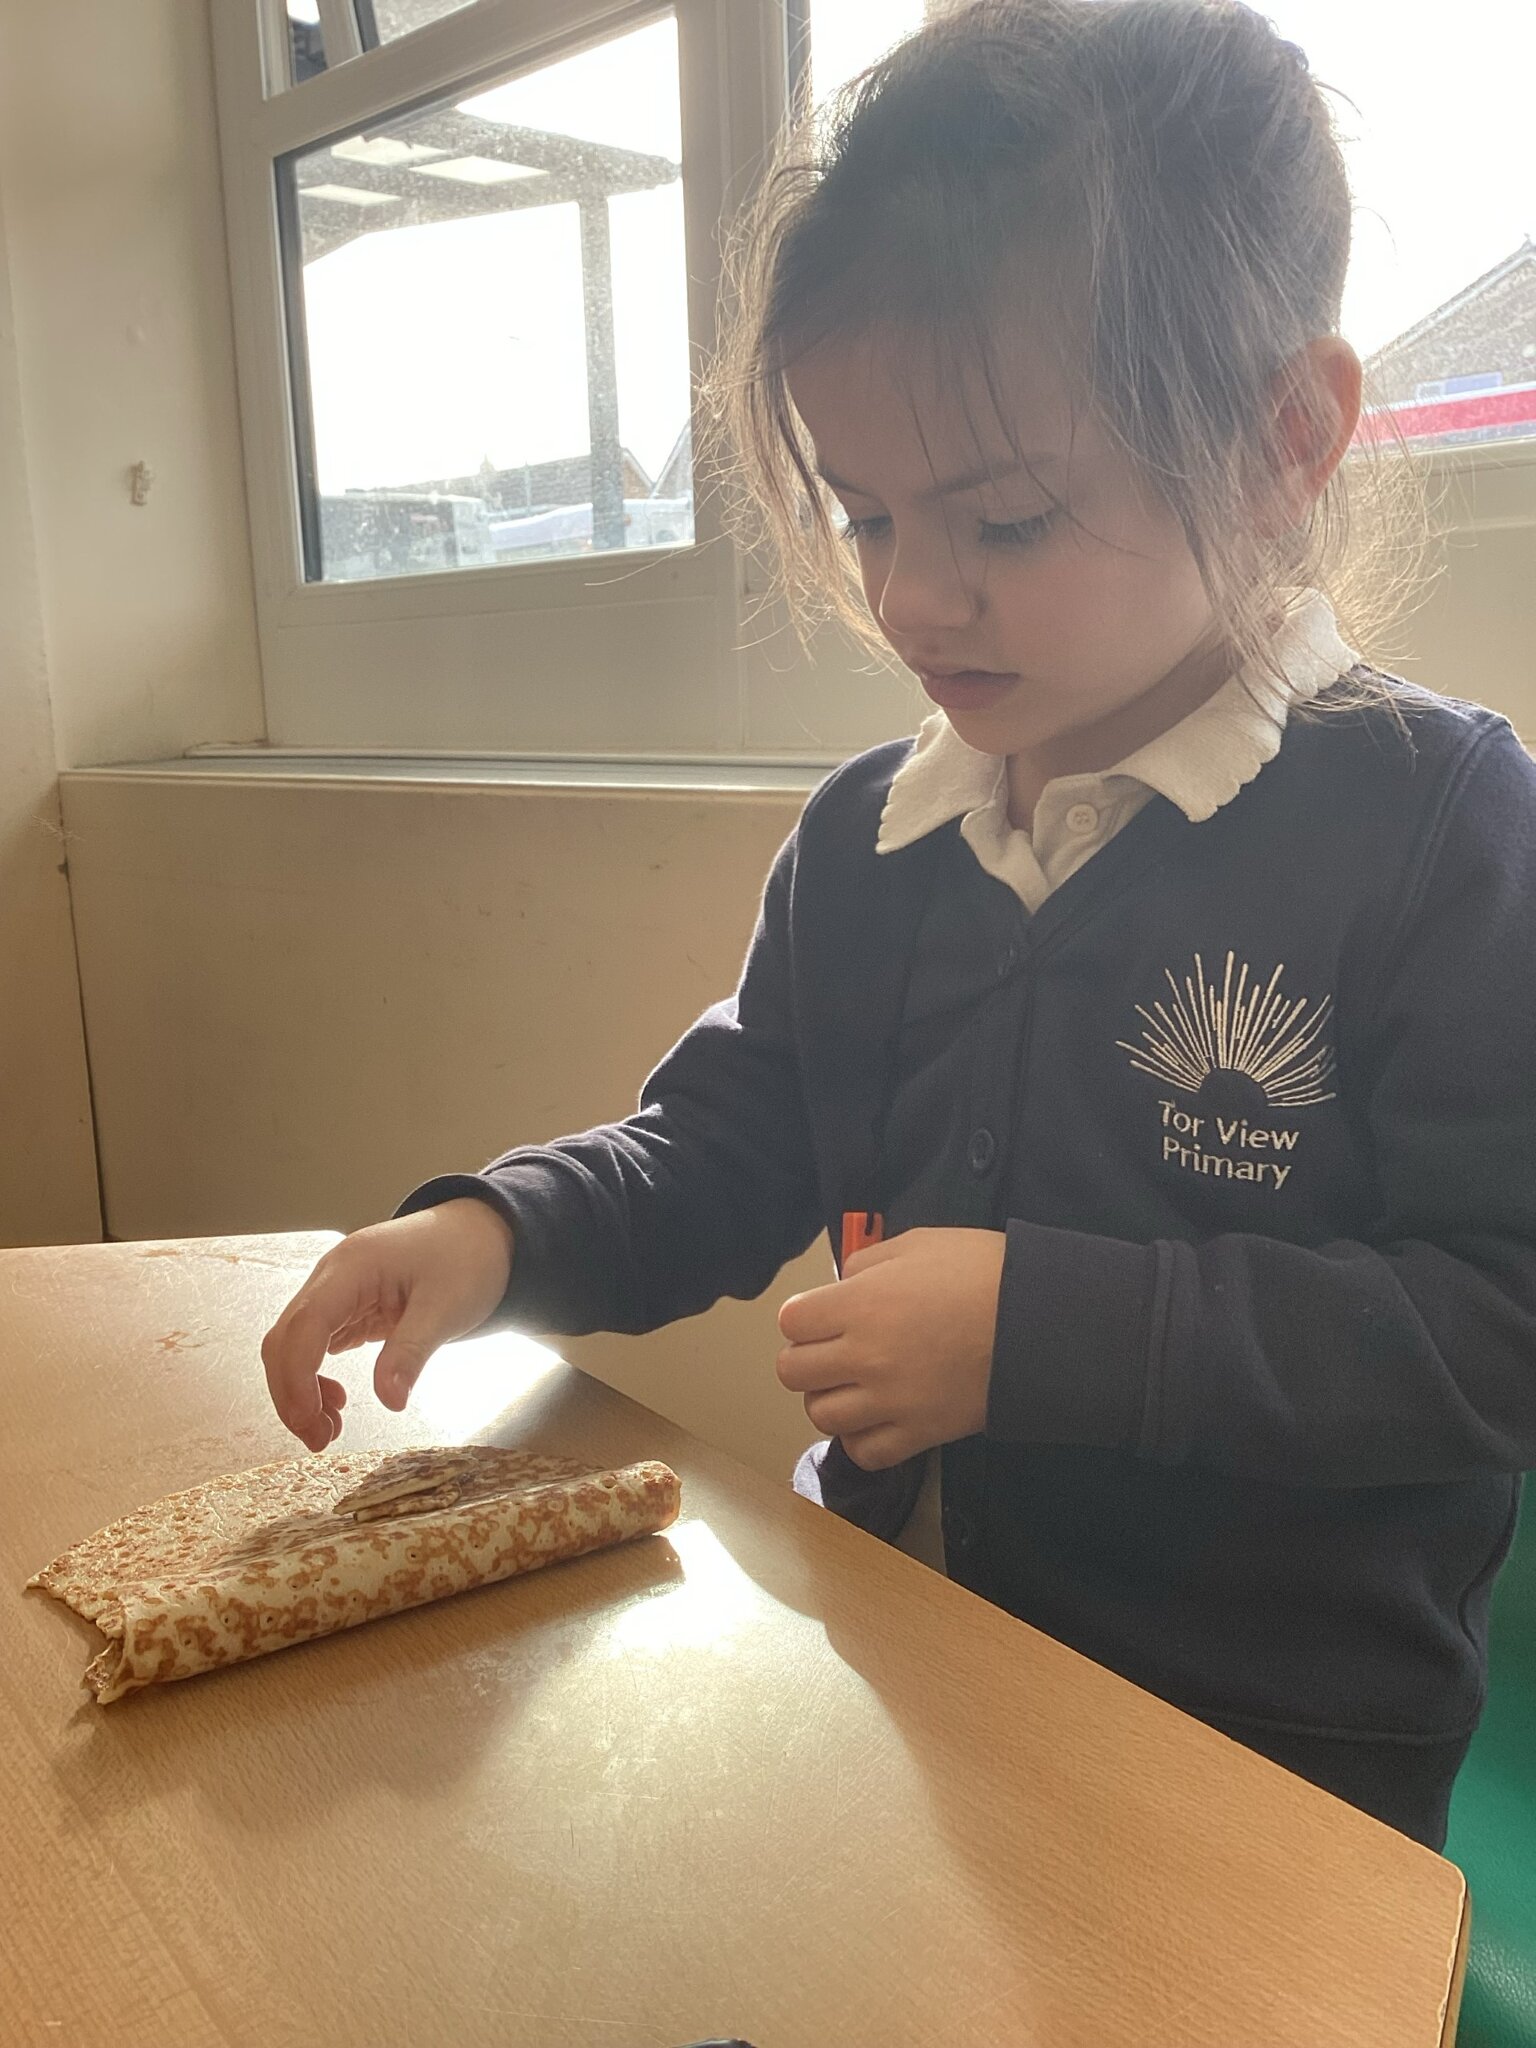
[841, 1209, 885, 1266]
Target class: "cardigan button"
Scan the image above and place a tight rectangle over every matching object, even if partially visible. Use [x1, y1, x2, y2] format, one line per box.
[941, 1506, 977, 1556]
[967, 1127, 997, 1175]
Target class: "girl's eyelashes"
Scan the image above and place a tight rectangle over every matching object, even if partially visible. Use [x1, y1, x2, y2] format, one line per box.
[978, 509, 1059, 547]
[836, 509, 1060, 548]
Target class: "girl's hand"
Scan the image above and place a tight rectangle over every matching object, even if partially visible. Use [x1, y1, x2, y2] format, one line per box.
[777, 1227, 1005, 1470]
[261, 1199, 515, 1451]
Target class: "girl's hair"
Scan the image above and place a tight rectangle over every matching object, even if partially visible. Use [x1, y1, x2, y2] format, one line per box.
[705, 0, 1424, 686]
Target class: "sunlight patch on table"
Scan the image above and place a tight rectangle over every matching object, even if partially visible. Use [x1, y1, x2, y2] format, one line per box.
[409, 1330, 563, 1439]
[602, 1518, 765, 1658]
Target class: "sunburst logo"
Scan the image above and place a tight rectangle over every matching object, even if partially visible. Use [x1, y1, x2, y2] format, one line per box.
[1118, 951, 1336, 1108]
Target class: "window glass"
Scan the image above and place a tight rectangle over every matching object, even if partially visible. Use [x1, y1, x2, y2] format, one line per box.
[1260, 1, 1536, 452]
[278, 14, 692, 584]
[361, 0, 479, 44]
[285, 0, 327, 83]
[281, 0, 478, 83]
[806, 0, 927, 106]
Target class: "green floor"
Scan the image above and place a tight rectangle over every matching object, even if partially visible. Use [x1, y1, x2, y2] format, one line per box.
[1444, 1490, 1536, 2047]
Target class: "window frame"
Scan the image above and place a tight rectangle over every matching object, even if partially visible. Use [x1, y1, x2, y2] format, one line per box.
[213, 0, 795, 756]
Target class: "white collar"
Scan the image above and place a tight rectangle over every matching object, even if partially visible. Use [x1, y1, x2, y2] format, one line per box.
[877, 590, 1359, 852]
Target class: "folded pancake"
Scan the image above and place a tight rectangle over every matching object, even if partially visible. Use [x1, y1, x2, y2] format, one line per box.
[27, 1444, 682, 1705]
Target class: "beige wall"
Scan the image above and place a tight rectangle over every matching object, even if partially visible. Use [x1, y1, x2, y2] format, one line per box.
[0, 0, 270, 1251]
[59, 772, 825, 1480]
[0, 180, 99, 1247]
[0, 0, 264, 769]
[1399, 524, 1536, 743]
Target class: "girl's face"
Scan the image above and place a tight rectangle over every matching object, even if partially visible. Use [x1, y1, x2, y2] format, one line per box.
[786, 332, 1228, 775]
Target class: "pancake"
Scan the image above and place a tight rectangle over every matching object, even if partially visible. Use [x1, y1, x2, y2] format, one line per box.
[27, 1443, 682, 1704]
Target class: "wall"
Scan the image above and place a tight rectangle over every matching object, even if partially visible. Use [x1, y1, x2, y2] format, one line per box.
[0, 0, 264, 768]
[0, 0, 270, 1250]
[0, 180, 98, 1247]
[1397, 451, 1536, 740]
[1402, 523, 1536, 741]
[58, 772, 825, 1481]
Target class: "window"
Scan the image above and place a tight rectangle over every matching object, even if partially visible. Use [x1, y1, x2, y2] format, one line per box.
[281, 0, 483, 81]
[364, 0, 484, 45]
[801, 0, 926, 105]
[1263, 0, 1536, 454]
[280, 17, 693, 584]
[214, 0, 930, 757]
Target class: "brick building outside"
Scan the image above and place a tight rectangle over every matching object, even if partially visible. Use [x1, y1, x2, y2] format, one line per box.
[1364, 240, 1536, 447]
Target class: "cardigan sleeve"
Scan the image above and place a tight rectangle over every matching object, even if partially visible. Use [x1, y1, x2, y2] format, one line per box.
[987, 720, 1536, 1487]
[397, 829, 824, 1336]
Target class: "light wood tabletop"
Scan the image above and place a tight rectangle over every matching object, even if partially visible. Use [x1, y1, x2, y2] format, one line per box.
[1, 1233, 1466, 2048]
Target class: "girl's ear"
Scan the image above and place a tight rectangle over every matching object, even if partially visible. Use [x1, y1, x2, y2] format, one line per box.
[1257, 337, 1364, 537]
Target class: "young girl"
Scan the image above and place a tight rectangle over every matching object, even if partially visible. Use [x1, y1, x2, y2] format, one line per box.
[261, 0, 1536, 1851]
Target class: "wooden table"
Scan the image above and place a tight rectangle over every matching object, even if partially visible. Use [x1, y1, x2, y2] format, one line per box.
[1, 1234, 1467, 2048]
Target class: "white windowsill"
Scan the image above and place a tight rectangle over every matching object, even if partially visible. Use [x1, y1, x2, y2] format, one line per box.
[61, 750, 836, 796]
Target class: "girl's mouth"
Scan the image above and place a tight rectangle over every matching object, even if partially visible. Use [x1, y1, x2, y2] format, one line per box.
[916, 668, 1020, 712]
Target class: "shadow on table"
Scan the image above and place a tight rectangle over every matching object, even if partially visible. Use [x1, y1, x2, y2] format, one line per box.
[708, 1484, 1438, 2047]
[723, 1488, 1287, 1996]
[44, 1529, 684, 1841]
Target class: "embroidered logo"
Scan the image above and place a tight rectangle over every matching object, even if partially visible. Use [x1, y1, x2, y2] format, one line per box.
[1118, 950, 1336, 1106]
[1118, 952, 1336, 1194]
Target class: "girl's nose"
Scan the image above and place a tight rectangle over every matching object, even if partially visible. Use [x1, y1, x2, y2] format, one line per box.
[872, 532, 977, 640]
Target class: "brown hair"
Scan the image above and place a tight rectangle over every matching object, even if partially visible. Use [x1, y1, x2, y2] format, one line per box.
[705, 0, 1424, 687]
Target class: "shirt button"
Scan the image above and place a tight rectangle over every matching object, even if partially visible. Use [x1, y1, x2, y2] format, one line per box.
[1066, 801, 1100, 834]
[995, 939, 1019, 980]
[967, 1127, 996, 1175]
[941, 1506, 977, 1555]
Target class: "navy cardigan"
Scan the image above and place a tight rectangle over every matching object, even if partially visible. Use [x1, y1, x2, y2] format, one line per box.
[403, 683, 1536, 1758]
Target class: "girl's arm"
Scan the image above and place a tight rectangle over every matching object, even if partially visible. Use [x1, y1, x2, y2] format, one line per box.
[989, 721, 1536, 1488]
[396, 832, 825, 1337]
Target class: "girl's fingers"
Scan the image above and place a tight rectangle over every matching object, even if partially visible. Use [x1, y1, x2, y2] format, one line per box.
[372, 1292, 458, 1412]
[840, 1424, 912, 1472]
[262, 1301, 335, 1445]
[326, 1318, 383, 1355]
[262, 1269, 368, 1446]
[777, 1279, 850, 1346]
[840, 1234, 905, 1277]
[314, 1376, 347, 1448]
[776, 1338, 852, 1394]
[802, 1385, 877, 1438]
